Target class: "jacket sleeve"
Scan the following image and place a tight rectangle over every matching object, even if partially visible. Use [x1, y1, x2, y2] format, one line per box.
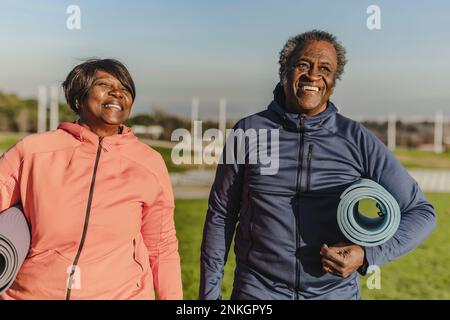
[358, 126, 436, 274]
[141, 153, 182, 300]
[0, 140, 24, 212]
[199, 122, 245, 300]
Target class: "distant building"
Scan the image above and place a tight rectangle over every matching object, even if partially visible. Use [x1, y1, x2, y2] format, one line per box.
[132, 125, 164, 140]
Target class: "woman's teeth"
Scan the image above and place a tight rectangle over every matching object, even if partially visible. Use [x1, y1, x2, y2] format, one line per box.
[103, 104, 122, 111]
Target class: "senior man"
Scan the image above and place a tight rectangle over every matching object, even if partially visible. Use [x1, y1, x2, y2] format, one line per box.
[199, 30, 436, 300]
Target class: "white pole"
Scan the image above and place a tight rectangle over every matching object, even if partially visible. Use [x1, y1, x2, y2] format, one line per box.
[191, 96, 199, 144]
[49, 84, 59, 131]
[191, 97, 199, 130]
[191, 97, 201, 161]
[219, 98, 227, 141]
[37, 86, 47, 133]
[434, 110, 444, 154]
[388, 112, 396, 151]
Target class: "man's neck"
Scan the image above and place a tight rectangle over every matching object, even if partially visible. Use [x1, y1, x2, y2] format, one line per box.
[284, 103, 328, 117]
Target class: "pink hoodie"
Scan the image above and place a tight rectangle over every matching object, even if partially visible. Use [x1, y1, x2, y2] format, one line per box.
[0, 122, 182, 300]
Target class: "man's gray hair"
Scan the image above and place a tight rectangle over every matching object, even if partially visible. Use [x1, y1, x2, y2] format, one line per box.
[278, 30, 347, 84]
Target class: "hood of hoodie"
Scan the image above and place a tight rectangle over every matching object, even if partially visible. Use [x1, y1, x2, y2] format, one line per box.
[58, 121, 138, 150]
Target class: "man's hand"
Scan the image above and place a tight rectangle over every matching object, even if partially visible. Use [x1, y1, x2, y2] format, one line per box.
[320, 243, 365, 278]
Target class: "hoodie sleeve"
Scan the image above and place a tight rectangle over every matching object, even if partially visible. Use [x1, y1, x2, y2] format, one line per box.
[358, 125, 436, 274]
[0, 140, 24, 212]
[141, 153, 182, 300]
[199, 121, 245, 300]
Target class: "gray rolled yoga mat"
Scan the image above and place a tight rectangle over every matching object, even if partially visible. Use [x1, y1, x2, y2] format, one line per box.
[0, 206, 31, 295]
[337, 179, 401, 247]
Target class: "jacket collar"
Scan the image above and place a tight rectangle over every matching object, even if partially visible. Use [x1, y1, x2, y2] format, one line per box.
[269, 83, 338, 132]
[58, 121, 138, 149]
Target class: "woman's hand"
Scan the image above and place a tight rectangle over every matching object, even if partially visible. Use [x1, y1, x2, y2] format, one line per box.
[320, 243, 365, 278]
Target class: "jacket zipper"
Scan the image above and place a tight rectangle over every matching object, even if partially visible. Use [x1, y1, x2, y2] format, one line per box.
[293, 115, 305, 300]
[246, 191, 254, 262]
[306, 144, 314, 192]
[66, 136, 104, 300]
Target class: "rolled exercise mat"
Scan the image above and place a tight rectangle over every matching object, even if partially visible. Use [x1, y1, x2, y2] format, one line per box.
[337, 179, 401, 247]
[0, 206, 31, 295]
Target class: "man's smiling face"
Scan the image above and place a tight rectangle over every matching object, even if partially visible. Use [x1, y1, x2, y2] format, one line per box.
[283, 40, 338, 116]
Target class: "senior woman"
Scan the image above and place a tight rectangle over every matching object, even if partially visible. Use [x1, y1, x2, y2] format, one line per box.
[0, 59, 182, 300]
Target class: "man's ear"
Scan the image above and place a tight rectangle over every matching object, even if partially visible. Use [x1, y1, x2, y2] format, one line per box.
[329, 82, 337, 96]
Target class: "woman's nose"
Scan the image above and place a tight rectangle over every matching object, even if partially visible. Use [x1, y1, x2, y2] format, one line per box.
[109, 86, 124, 99]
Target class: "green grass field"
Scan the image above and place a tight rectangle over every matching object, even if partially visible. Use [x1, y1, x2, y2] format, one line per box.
[176, 194, 449, 300]
[393, 149, 450, 170]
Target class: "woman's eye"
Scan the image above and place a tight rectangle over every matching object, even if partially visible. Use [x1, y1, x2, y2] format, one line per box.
[297, 63, 309, 70]
[320, 67, 330, 73]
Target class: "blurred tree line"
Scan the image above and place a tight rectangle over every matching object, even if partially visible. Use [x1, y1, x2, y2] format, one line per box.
[0, 91, 76, 132]
[361, 121, 440, 148]
[1, 91, 445, 148]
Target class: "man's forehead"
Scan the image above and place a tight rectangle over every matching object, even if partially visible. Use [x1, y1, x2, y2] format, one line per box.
[293, 41, 337, 63]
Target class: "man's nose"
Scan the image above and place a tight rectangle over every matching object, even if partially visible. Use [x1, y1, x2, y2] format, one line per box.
[306, 65, 321, 81]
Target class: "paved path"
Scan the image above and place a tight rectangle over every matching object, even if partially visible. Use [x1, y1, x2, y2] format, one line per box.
[409, 170, 450, 193]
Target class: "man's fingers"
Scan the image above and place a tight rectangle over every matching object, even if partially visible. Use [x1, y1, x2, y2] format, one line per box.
[320, 244, 346, 267]
[322, 257, 344, 276]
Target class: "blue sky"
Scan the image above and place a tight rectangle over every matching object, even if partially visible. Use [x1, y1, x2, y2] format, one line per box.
[0, 0, 449, 119]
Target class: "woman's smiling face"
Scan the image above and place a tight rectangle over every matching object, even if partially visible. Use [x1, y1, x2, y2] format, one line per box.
[283, 40, 338, 116]
[79, 70, 133, 132]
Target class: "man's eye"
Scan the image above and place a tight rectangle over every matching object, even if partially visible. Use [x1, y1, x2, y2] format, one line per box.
[297, 63, 309, 70]
[320, 67, 331, 73]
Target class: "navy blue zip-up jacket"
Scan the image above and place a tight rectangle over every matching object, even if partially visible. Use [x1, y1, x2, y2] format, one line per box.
[200, 85, 436, 300]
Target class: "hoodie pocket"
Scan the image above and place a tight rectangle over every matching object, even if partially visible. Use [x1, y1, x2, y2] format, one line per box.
[132, 238, 144, 273]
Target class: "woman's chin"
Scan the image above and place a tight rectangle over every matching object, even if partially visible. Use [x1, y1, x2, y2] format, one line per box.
[100, 116, 124, 126]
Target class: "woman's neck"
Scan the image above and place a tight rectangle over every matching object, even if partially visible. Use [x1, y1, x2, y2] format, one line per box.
[78, 119, 121, 137]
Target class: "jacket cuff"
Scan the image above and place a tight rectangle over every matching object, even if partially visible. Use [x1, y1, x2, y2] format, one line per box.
[357, 246, 374, 276]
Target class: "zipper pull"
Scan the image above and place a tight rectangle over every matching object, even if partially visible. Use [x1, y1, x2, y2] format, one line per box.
[306, 144, 314, 192]
[299, 115, 305, 132]
[99, 137, 108, 152]
[307, 144, 313, 161]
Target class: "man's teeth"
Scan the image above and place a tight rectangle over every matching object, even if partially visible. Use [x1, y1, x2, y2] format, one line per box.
[104, 104, 122, 111]
[301, 85, 319, 92]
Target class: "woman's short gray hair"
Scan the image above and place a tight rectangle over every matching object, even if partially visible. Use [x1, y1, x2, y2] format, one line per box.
[278, 30, 347, 84]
